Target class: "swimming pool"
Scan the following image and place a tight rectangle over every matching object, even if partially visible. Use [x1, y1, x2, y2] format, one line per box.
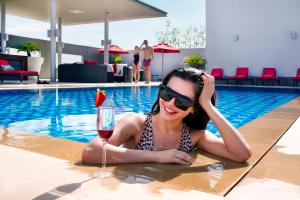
[0, 86, 299, 143]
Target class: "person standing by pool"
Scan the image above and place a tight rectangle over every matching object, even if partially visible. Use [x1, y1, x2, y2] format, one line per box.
[140, 40, 153, 84]
[82, 67, 252, 164]
[133, 46, 141, 83]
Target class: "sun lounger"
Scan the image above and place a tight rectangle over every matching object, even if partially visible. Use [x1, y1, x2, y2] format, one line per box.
[210, 68, 223, 79]
[0, 70, 39, 83]
[225, 67, 252, 84]
[258, 68, 277, 85]
[292, 68, 300, 87]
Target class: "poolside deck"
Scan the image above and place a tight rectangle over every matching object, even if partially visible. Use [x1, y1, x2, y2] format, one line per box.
[0, 81, 161, 90]
[227, 116, 300, 199]
[0, 83, 299, 199]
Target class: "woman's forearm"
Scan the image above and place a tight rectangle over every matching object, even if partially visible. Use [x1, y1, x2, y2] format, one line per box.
[82, 141, 157, 164]
[202, 103, 252, 160]
[106, 144, 157, 163]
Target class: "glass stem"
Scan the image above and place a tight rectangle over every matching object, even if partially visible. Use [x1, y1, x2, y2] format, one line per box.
[102, 140, 107, 170]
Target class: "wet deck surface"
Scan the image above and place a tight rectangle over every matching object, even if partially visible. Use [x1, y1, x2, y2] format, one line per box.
[226, 116, 300, 199]
[0, 143, 226, 199]
[0, 84, 299, 199]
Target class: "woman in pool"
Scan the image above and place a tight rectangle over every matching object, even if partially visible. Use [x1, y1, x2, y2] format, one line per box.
[82, 67, 252, 164]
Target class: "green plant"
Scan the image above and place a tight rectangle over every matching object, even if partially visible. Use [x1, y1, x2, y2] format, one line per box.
[113, 55, 122, 64]
[183, 54, 206, 69]
[16, 41, 41, 57]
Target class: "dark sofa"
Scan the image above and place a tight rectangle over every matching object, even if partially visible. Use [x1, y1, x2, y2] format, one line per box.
[58, 64, 114, 83]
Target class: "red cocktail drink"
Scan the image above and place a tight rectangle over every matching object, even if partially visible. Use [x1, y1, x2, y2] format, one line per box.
[97, 129, 113, 140]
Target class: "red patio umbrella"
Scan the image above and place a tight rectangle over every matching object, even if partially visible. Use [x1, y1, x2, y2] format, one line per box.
[98, 44, 129, 54]
[98, 44, 128, 73]
[152, 42, 180, 77]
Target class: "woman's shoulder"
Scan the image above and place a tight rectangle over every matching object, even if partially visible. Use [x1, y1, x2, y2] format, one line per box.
[189, 127, 206, 136]
[188, 128, 208, 144]
[120, 112, 146, 119]
[189, 128, 217, 140]
[190, 128, 211, 135]
[120, 113, 148, 143]
[117, 112, 146, 127]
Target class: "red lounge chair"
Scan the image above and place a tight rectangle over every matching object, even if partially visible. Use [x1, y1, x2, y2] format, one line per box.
[83, 60, 97, 64]
[293, 68, 300, 87]
[211, 68, 223, 79]
[0, 70, 39, 83]
[0, 59, 9, 65]
[225, 67, 252, 84]
[258, 67, 277, 85]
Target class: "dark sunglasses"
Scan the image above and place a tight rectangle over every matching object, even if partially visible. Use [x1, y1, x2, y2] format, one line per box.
[158, 84, 196, 111]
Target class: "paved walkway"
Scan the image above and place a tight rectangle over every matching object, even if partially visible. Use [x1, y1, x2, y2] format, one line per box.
[0, 81, 160, 90]
[0, 144, 224, 200]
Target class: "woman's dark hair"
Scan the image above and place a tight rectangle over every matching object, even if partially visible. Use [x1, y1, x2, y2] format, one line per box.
[150, 67, 216, 130]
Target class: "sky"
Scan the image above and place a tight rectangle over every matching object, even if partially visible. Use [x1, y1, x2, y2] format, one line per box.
[6, 0, 205, 50]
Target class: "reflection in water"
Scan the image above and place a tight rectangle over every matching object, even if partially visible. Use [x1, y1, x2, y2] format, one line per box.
[132, 85, 140, 98]
[32, 89, 44, 107]
[8, 114, 128, 143]
[207, 163, 224, 189]
[113, 170, 155, 184]
[131, 86, 142, 112]
[145, 85, 151, 98]
[144, 166, 162, 172]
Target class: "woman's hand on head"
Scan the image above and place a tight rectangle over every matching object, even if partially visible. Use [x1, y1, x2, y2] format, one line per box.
[199, 73, 215, 108]
[154, 149, 195, 165]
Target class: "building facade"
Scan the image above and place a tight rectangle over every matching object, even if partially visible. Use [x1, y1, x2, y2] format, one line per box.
[206, 0, 300, 77]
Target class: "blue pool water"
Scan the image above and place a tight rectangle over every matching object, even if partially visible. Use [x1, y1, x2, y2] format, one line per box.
[0, 86, 299, 143]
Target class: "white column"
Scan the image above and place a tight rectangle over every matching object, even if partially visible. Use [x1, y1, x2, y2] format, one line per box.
[58, 17, 63, 65]
[104, 12, 109, 64]
[50, 0, 57, 82]
[1, 3, 7, 54]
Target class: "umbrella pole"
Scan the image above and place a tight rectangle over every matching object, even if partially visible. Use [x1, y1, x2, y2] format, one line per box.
[161, 53, 164, 79]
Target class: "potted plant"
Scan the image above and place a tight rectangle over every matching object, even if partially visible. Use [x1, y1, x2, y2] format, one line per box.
[16, 41, 41, 57]
[183, 54, 206, 70]
[111, 55, 123, 73]
[113, 55, 122, 64]
[16, 41, 44, 74]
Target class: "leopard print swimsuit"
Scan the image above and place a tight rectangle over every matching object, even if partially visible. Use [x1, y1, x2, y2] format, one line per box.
[135, 114, 193, 152]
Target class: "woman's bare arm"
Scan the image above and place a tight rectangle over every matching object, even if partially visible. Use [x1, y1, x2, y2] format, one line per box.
[82, 139, 158, 164]
[81, 113, 153, 163]
[82, 113, 195, 165]
[197, 109, 252, 162]
[197, 74, 252, 162]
